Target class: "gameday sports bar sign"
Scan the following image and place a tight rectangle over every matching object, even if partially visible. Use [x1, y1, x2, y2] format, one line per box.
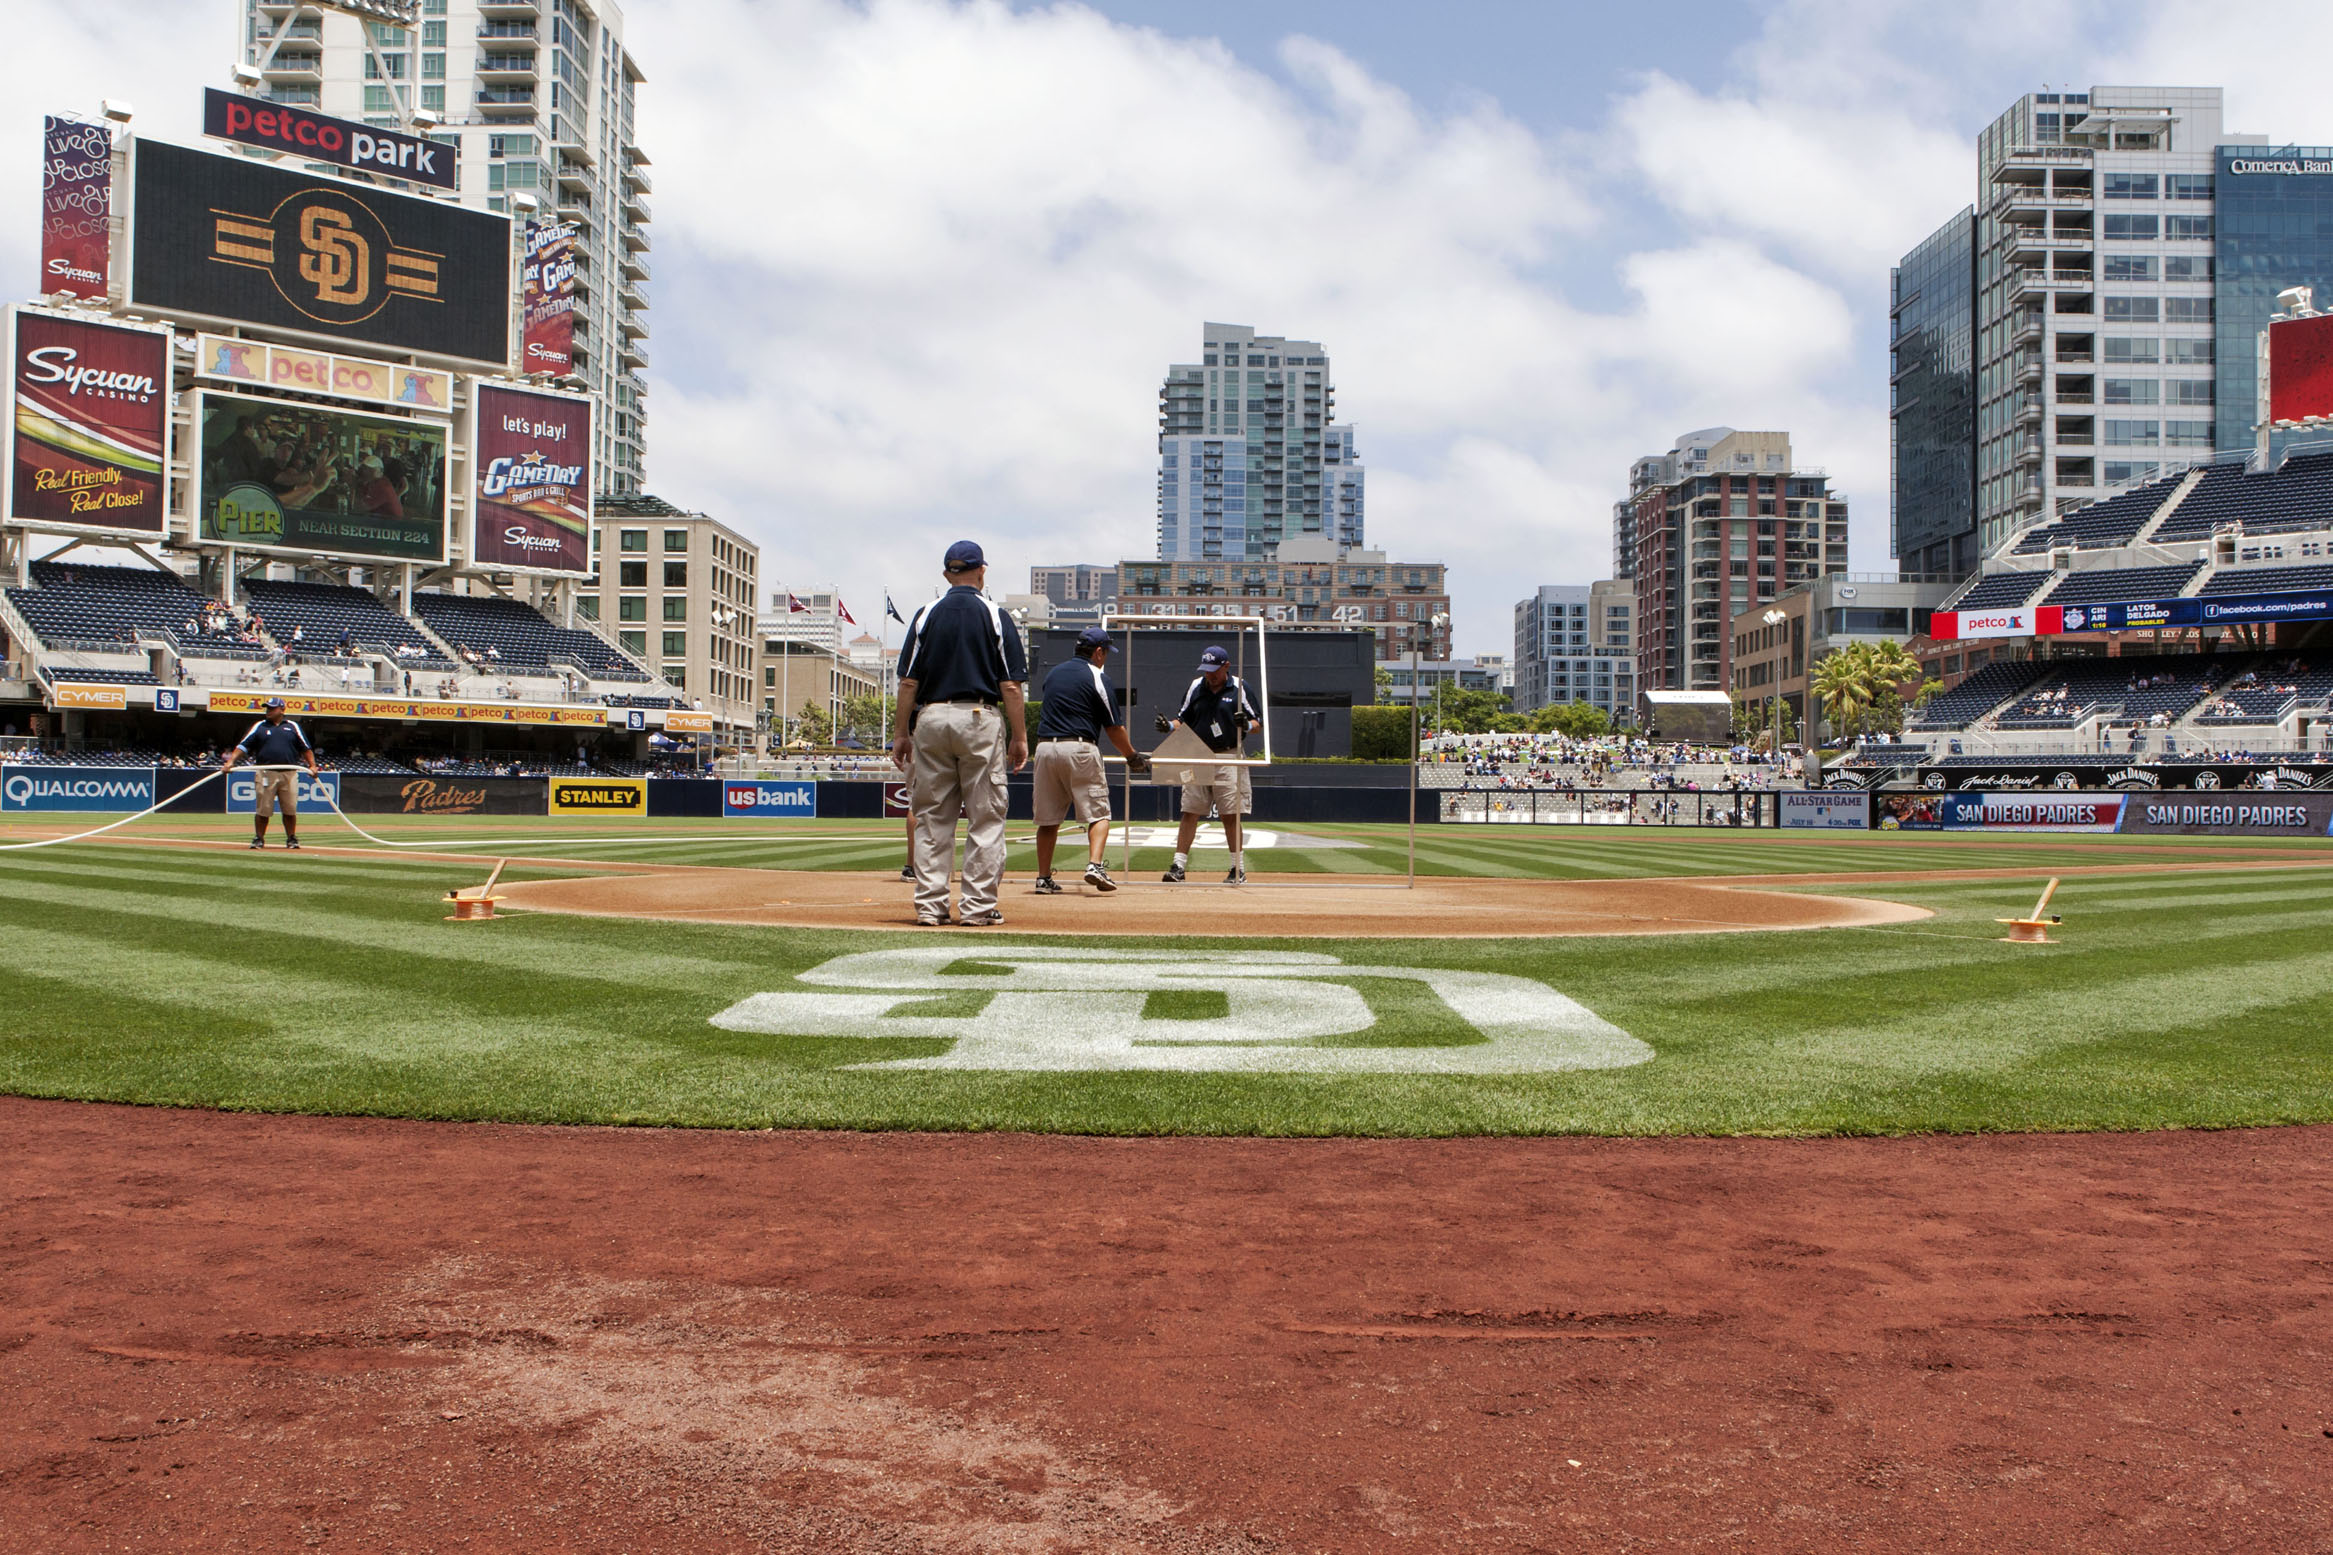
[469, 382, 594, 575]
[128, 138, 509, 368]
[202, 89, 456, 192]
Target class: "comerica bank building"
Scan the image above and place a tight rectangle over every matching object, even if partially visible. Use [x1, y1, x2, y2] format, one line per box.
[1891, 85, 2333, 579]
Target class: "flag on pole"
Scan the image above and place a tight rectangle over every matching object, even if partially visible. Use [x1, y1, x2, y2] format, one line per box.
[787, 594, 808, 613]
[836, 599, 858, 626]
[884, 594, 905, 624]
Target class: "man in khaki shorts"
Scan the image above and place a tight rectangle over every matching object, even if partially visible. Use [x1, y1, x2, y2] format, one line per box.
[1159, 644, 1261, 886]
[1030, 627, 1147, 894]
[219, 696, 322, 851]
[890, 541, 1028, 927]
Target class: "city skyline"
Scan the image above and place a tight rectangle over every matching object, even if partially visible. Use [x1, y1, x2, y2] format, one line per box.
[16, 3, 2333, 656]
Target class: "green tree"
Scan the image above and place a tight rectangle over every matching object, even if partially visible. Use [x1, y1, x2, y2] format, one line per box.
[1527, 699, 1609, 738]
[1425, 687, 1511, 735]
[1350, 705, 1413, 761]
[1810, 648, 1872, 745]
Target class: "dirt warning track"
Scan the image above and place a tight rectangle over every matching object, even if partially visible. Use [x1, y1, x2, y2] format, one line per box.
[496, 867, 1932, 937]
[5, 1098, 2330, 1553]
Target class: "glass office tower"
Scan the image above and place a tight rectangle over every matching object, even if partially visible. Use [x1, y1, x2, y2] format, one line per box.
[1890, 207, 1978, 579]
[2213, 147, 2333, 451]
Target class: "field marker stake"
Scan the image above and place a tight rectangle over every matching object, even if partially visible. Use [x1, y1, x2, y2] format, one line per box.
[1997, 876, 2063, 944]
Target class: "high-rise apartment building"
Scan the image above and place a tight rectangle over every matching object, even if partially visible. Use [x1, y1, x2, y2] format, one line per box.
[1512, 581, 1635, 718]
[1618, 428, 1849, 694]
[1896, 86, 2333, 567]
[1890, 208, 1978, 578]
[1321, 425, 1366, 550]
[1157, 324, 1338, 561]
[239, 0, 652, 493]
[1028, 564, 1119, 609]
[584, 495, 757, 730]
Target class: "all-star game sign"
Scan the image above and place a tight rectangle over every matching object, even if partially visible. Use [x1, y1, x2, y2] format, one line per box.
[468, 380, 595, 575]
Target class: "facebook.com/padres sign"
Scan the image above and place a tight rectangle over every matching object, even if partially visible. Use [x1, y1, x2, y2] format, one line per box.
[225, 770, 342, 814]
[723, 781, 816, 818]
[0, 764, 155, 812]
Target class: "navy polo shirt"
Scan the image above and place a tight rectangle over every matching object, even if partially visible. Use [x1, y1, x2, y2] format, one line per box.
[1035, 656, 1121, 742]
[898, 586, 1027, 705]
[1176, 673, 1258, 754]
[236, 717, 313, 767]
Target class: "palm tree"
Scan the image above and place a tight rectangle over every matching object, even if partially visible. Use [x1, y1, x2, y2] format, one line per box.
[1810, 649, 1872, 745]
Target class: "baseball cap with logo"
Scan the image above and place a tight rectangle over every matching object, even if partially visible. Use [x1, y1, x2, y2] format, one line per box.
[264, 696, 287, 710]
[1197, 645, 1230, 670]
[943, 540, 986, 572]
[1076, 627, 1113, 651]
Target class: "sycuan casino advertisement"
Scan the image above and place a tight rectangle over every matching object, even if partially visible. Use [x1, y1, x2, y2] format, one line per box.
[196, 389, 447, 563]
[129, 138, 511, 368]
[520, 220, 575, 375]
[469, 382, 594, 575]
[39, 116, 111, 300]
[6, 308, 172, 535]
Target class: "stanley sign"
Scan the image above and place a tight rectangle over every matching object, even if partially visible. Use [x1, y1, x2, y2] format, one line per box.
[547, 776, 647, 816]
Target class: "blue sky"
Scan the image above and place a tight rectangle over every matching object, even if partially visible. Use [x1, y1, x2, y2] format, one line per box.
[17, 2, 2333, 657]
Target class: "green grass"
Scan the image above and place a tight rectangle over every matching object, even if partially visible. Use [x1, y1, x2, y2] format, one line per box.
[0, 818, 2328, 1137]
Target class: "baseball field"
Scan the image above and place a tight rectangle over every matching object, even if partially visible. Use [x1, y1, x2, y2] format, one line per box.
[3, 813, 2330, 1550]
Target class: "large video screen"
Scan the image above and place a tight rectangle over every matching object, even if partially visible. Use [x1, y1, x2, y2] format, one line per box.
[2269, 312, 2333, 426]
[130, 138, 510, 368]
[197, 390, 448, 564]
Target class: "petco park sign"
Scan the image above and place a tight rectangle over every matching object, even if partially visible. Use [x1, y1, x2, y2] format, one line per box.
[710, 947, 1651, 1074]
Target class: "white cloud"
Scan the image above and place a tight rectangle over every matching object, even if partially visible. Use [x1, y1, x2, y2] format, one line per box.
[6, 0, 1988, 657]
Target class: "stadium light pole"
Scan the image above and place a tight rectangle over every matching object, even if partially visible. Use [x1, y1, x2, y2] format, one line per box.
[1763, 608, 1788, 763]
[1407, 611, 1451, 890]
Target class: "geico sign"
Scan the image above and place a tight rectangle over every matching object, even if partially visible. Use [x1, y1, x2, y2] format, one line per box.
[710, 947, 1651, 1074]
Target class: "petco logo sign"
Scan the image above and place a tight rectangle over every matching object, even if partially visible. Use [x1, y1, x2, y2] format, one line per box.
[710, 947, 1651, 1074]
[226, 771, 341, 813]
[0, 765, 155, 812]
[723, 781, 816, 818]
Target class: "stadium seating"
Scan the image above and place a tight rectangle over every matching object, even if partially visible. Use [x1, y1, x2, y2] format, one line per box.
[411, 592, 653, 681]
[2153, 454, 2333, 543]
[39, 667, 158, 686]
[2195, 656, 2333, 725]
[2010, 471, 2184, 555]
[2196, 563, 2333, 597]
[2039, 561, 2204, 607]
[242, 580, 445, 662]
[1994, 653, 2227, 730]
[5, 562, 209, 648]
[1945, 571, 2052, 611]
[1909, 660, 2047, 730]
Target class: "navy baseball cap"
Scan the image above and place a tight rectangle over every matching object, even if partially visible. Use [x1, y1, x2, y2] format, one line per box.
[1076, 627, 1113, 650]
[943, 539, 986, 571]
[264, 696, 287, 709]
[1197, 645, 1230, 669]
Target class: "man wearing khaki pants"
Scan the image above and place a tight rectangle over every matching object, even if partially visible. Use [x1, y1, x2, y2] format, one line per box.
[891, 541, 1028, 927]
[219, 696, 322, 851]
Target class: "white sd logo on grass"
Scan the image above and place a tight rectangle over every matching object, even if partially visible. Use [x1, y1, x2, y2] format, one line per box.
[709, 947, 1650, 1074]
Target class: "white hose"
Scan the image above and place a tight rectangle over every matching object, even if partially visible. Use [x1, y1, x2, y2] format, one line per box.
[0, 766, 227, 851]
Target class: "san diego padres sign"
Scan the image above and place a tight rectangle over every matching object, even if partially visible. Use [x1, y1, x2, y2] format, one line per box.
[128, 138, 509, 368]
[711, 947, 1652, 1074]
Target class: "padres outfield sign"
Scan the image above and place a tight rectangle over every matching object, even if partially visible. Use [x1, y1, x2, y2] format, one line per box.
[128, 138, 510, 368]
[711, 947, 1652, 1074]
[548, 776, 647, 816]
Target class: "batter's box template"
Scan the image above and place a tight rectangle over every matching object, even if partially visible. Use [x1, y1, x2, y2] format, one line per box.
[708, 947, 1651, 1074]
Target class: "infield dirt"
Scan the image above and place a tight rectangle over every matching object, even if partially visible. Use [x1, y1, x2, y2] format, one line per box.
[494, 866, 1934, 936]
[6, 1097, 2329, 1552]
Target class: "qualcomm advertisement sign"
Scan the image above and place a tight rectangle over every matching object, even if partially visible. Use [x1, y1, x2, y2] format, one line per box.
[723, 780, 816, 818]
[0, 764, 155, 812]
[225, 770, 341, 813]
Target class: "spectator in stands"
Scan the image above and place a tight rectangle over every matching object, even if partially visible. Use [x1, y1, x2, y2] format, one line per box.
[356, 455, 404, 519]
[336, 631, 353, 655]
